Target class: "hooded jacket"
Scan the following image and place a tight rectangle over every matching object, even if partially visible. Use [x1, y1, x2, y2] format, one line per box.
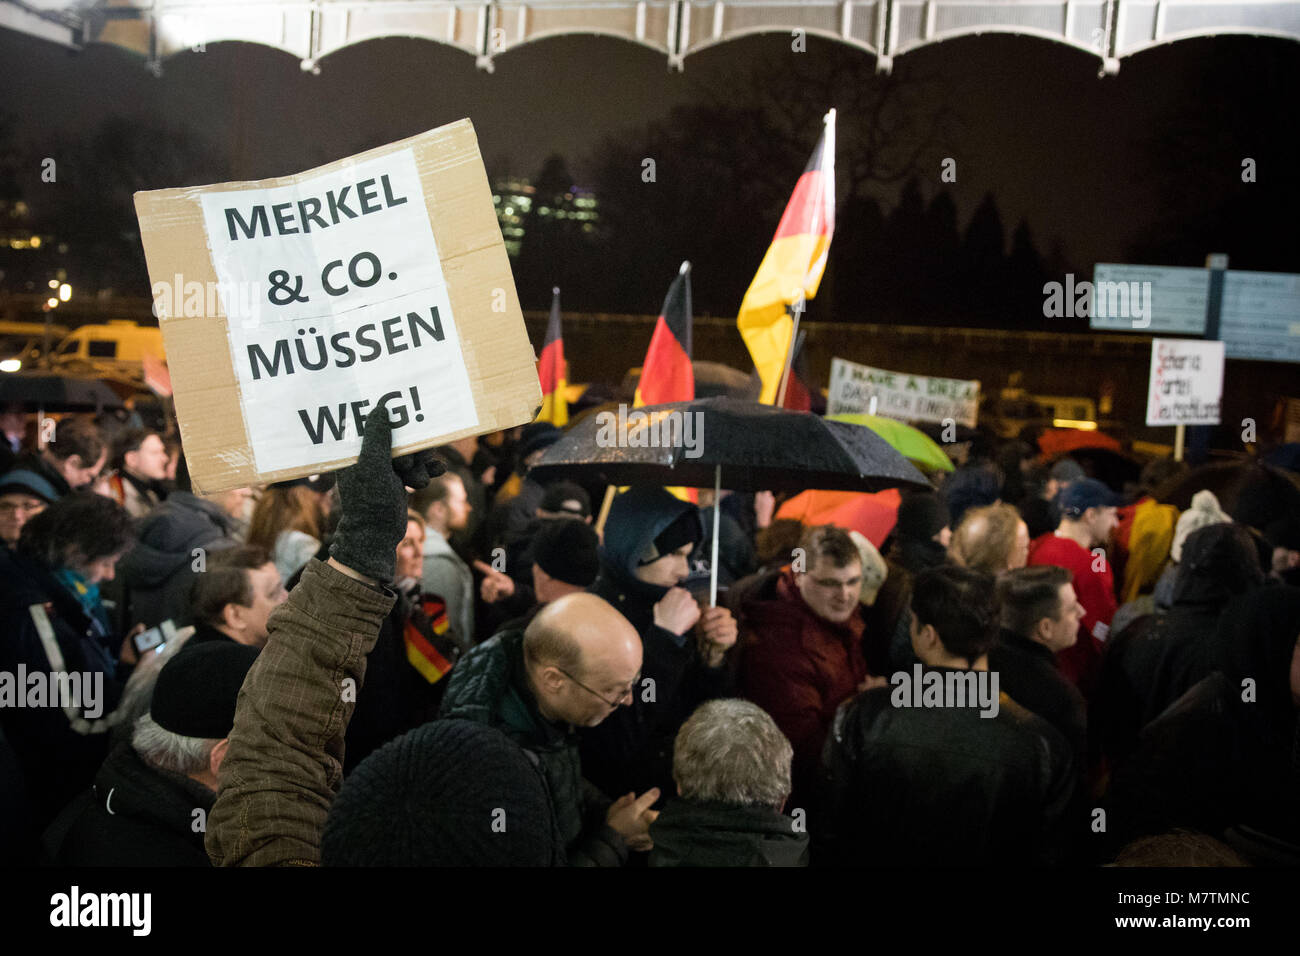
[648, 798, 809, 866]
[42, 741, 215, 866]
[582, 489, 735, 800]
[1095, 523, 1265, 767]
[1104, 587, 1300, 859]
[118, 492, 238, 629]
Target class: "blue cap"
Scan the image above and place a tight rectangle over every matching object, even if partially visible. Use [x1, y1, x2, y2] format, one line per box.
[0, 469, 58, 504]
[1058, 478, 1121, 517]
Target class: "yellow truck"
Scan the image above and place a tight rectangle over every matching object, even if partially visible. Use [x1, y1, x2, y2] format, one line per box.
[51, 321, 165, 384]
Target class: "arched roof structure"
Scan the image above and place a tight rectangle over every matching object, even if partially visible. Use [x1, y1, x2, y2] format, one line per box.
[4, 0, 1300, 75]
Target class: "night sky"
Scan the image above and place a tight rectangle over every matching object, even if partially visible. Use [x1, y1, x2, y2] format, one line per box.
[2, 24, 1298, 278]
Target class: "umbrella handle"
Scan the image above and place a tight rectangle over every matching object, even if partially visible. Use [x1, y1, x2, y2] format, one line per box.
[710, 464, 721, 607]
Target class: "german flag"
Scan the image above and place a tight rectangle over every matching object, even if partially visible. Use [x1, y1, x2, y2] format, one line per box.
[634, 262, 694, 408]
[404, 596, 456, 684]
[738, 109, 836, 405]
[536, 286, 568, 426]
[632, 262, 695, 503]
[781, 329, 813, 412]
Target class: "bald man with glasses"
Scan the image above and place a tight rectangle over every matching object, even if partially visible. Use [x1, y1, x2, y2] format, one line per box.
[440, 592, 659, 865]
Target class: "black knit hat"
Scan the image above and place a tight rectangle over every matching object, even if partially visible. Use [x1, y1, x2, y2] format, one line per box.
[151, 642, 259, 739]
[539, 481, 591, 519]
[532, 518, 600, 587]
[516, 423, 562, 463]
[321, 719, 565, 866]
[895, 490, 950, 542]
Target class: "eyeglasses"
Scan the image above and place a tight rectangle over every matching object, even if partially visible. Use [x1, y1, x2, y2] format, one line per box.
[554, 666, 640, 709]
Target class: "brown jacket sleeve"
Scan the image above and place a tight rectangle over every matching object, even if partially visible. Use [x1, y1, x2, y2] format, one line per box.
[205, 558, 395, 867]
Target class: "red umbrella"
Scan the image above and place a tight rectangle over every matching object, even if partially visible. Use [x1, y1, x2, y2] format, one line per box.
[1037, 428, 1122, 458]
[776, 487, 902, 549]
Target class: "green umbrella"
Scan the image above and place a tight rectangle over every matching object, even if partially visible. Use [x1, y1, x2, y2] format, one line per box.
[826, 412, 955, 473]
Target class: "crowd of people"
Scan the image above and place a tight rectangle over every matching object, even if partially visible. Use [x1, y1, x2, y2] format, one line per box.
[1, 400, 1298, 867]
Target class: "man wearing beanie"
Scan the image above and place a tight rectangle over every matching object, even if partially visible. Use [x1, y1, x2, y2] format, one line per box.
[42, 641, 259, 866]
[0, 468, 57, 548]
[1027, 478, 1122, 698]
[581, 487, 738, 802]
[499, 518, 601, 632]
[323, 719, 568, 866]
[475, 482, 595, 634]
[1144, 489, 1233, 612]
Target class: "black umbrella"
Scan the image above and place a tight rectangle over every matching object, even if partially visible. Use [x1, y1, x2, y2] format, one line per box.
[531, 396, 930, 603]
[0, 372, 125, 412]
[533, 396, 928, 493]
[1153, 460, 1300, 528]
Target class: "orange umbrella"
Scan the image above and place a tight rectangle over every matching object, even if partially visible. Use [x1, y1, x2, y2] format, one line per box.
[776, 487, 902, 549]
[1037, 428, 1122, 458]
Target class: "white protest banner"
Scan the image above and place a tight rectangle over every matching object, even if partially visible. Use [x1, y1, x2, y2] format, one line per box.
[135, 120, 540, 493]
[1145, 338, 1225, 426]
[827, 357, 979, 428]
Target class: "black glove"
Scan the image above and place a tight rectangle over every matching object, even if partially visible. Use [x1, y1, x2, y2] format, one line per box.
[329, 400, 446, 583]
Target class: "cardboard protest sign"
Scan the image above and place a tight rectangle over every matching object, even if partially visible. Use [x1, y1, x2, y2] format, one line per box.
[827, 357, 979, 428]
[134, 119, 540, 494]
[1145, 338, 1224, 426]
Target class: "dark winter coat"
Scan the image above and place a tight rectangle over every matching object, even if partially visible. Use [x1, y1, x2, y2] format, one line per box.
[344, 586, 452, 773]
[1094, 523, 1265, 768]
[821, 668, 1075, 866]
[582, 493, 734, 800]
[1104, 587, 1300, 860]
[0, 546, 125, 827]
[118, 492, 238, 629]
[648, 798, 809, 867]
[988, 628, 1087, 767]
[42, 741, 215, 866]
[439, 629, 626, 866]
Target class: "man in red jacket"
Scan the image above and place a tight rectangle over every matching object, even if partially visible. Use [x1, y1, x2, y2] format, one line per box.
[737, 525, 869, 812]
[1027, 478, 1121, 698]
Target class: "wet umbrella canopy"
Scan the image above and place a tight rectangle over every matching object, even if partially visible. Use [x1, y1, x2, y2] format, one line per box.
[531, 396, 930, 494]
[0, 372, 126, 412]
[532, 396, 930, 604]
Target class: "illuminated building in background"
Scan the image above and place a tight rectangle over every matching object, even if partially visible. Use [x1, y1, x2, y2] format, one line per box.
[492, 178, 598, 258]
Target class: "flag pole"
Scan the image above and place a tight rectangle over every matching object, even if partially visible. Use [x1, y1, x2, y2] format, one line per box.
[595, 485, 616, 539]
[775, 302, 803, 407]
